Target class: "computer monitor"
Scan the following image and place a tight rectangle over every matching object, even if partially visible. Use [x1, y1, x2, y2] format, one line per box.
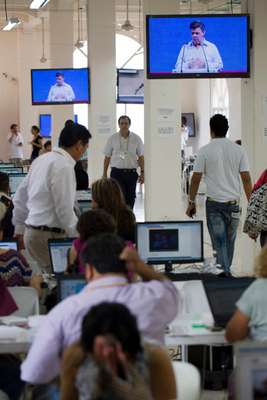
[76, 190, 92, 201]
[117, 69, 144, 104]
[57, 276, 86, 301]
[235, 342, 267, 400]
[9, 173, 27, 195]
[0, 167, 23, 174]
[78, 200, 92, 214]
[203, 278, 255, 328]
[136, 220, 204, 271]
[0, 163, 14, 168]
[0, 240, 18, 251]
[48, 238, 74, 274]
[39, 114, 52, 138]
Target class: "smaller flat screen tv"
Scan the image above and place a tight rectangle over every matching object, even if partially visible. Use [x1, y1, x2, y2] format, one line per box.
[146, 14, 250, 79]
[117, 69, 144, 104]
[39, 114, 52, 137]
[182, 113, 196, 137]
[31, 68, 90, 105]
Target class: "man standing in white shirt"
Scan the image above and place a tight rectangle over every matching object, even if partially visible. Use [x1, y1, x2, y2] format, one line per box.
[103, 116, 144, 209]
[186, 114, 252, 275]
[13, 123, 91, 272]
[47, 72, 75, 102]
[174, 21, 223, 73]
[8, 124, 24, 163]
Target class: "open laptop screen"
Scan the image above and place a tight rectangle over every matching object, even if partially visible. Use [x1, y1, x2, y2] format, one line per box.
[235, 342, 267, 400]
[57, 276, 86, 301]
[48, 239, 73, 274]
[203, 278, 254, 328]
[0, 240, 18, 251]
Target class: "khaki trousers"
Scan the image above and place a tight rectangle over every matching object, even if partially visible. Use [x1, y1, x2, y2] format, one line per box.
[24, 227, 66, 273]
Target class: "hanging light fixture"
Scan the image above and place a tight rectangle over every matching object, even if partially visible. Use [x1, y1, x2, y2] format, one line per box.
[40, 17, 47, 63]
[75, 0, 84, 49]
[121, 0, 134, 31]
[2, 1, 21, 31]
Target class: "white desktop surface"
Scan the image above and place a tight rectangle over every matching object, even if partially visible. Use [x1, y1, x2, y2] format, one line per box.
[166, 280, 226, 346]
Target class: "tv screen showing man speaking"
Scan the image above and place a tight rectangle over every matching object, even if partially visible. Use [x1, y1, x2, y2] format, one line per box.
[146, 14, 250, 79]
[31, 68, 90, 105]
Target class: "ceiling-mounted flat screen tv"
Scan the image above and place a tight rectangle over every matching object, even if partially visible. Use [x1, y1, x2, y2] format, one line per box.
[146, 14, 250, 79]
[117, 69, 144, 104]
[31, 68, 90, 105]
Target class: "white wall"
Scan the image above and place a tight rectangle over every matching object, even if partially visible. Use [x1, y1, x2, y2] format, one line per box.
[0, 31, 20, 161]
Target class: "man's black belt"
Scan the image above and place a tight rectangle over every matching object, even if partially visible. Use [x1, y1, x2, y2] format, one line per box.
[207, 197, 239, 205]
[26, 225, 65, 234]
[111, 167, 136, 173]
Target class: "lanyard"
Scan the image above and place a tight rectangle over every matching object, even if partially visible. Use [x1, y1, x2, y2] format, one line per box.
[86, 282, 128, 294]
[119, 133, 130, 153]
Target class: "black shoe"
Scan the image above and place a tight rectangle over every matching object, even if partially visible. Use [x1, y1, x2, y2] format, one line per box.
[218, 271, 233, 278]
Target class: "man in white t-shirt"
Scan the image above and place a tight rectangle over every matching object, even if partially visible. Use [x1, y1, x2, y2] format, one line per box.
[186, 114, 252, 275]
[8, 124, 24, 162]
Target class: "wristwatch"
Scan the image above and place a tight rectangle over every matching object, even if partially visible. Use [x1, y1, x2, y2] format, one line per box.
[188, 199, 195, 205]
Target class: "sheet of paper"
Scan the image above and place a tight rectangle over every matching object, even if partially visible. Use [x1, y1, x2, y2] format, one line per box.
[97, 114, 112, 135]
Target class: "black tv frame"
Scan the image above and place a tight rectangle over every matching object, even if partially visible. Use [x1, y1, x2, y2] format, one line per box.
[31, 67, 91, 105]
[146, 14, 250, 79]
[182, 112, 196, 138]
[116, 68, 144, 104]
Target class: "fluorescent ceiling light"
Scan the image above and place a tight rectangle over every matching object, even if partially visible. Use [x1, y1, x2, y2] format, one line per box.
[2, 17, 21, 31]
[30, 0, 50, 9]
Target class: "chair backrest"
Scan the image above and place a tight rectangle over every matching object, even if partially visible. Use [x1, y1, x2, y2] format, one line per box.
[172, 361, 201, 400]
[8, 286, 39, 317]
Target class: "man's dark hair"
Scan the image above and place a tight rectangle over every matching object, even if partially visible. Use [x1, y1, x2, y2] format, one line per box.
[31, 125, 40, 133]
[77, 209, 116, 242]
[10, 124, 17, 130]
[64, 119, 74, 128]
[56, 72, 64, 78]
[58, 123, 91, 148]
[81, 233, 126, 274]
[190, 21, 205, 32]
[209, 114, 229, 137]
[81, 302, 143, 358]
[44, 140, 51, 149]
[0, 172, 9, 193]
[118, 115, 131, 125]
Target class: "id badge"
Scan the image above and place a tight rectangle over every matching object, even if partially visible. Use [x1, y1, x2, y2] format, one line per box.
[119, 151, 125, 160]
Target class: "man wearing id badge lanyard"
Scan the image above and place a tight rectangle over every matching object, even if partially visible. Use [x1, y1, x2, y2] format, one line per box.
[186, 114, 252, 276]
[103, 116, 144, 209]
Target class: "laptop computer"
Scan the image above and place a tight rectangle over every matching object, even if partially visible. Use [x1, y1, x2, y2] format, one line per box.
[48, 238, 74, 275]
[235, 341, 267, 400]
[57, 275, 86, 301]
[77, 200, 92, 214]
[203, 278, 255, 328]
[0, 240, 18, 251]
[9, 173, 27, 195]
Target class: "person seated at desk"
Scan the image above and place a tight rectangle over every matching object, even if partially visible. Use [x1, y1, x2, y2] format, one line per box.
[67, 209, 116, 274]
[21, 233, 178, 385]
[225, 245, 267, 343]
[0, 172, 14, 240]
[92, 178, 136, 243]
[61, 302, 176, 400]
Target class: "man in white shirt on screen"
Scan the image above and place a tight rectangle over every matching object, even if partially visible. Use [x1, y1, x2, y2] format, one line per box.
[47, 72, 75, 102]
[174, 21, 223, 73]
[186, 114, 252, 276]
[8, 124, 23, 162]
[12, 123, 91, 272]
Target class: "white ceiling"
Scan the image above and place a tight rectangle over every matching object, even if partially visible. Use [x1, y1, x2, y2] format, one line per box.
[0, 0, 242, 39]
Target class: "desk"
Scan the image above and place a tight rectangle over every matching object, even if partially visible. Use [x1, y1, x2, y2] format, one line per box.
[165, 281, 226, 360]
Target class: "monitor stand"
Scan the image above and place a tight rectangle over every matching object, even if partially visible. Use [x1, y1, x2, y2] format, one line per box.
[165, 261, 173, 273]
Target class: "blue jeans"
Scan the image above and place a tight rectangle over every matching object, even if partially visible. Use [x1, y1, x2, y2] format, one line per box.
[206, 200, 240, 273]
[31, 384, 60, 400]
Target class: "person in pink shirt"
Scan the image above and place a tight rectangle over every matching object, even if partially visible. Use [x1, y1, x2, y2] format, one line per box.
[67, 209, 116, 274]
[21, 233, 179, 385]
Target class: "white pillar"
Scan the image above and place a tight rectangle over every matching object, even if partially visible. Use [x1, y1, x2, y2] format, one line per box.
[239, 0, 267, 274]
[87, 0, 117, 184]
[49, 0, 74, 145]
[143, 0, 182, 220]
